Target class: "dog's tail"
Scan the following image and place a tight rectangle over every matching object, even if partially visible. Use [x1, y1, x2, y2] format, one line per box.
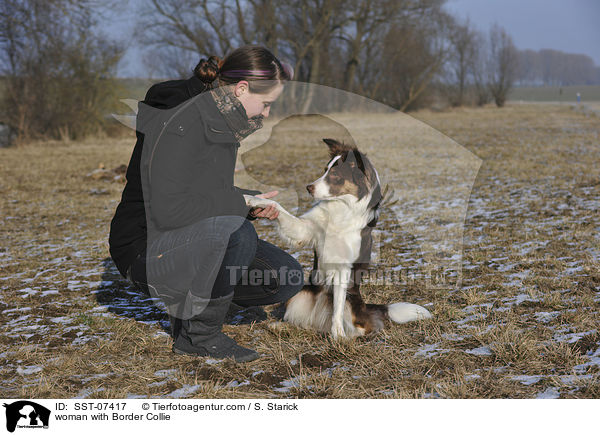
[367, 302, 432, 324]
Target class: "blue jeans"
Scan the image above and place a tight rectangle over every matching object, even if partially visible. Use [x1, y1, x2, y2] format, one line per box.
[127, 218, 304, 308]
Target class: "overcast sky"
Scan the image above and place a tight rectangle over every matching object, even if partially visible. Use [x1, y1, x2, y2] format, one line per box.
[113, 0, 600, 77]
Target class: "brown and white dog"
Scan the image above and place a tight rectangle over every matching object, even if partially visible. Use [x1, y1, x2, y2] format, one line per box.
[245, 138, 432, 339]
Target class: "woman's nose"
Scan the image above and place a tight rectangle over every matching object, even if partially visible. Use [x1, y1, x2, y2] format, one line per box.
[262, 106, 270, 117]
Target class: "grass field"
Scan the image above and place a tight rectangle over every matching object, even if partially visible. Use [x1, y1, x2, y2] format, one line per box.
[1, 103, 599, 398]
[508, 85, 600, 103]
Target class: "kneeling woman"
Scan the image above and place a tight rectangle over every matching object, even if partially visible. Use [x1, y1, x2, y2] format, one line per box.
[109, 46, 302, 363]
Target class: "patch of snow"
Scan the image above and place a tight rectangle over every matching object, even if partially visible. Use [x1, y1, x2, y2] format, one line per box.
[573, 346, 600, 373]
[511, 375, 544, 386]
[166, 384, 202, 398]
[154, 369, 178, 378]
[414, 343, 445, 358]
[273, 375, 308, 393]
[50, 316, 73, 324]
[536, 387, 560, 399]
[534, 312, 561, 323]
[554, 329, 597, 344]
[18, 288, 38, 297]
[463, 303, 494, 314]
[225, 380, 251, 388]
[73, 387, 105, 399]
[454, 313, 486, 326]
[502, 293, 539, 306]
[465, 346, 493, 356]
[560, 374, 593, 385]
[16, 366, 43, 375]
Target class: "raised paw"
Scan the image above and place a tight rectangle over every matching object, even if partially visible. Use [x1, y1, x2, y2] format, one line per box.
[244, 195, 276, 209]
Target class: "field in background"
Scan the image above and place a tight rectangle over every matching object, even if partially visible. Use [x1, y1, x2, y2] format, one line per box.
[112, 79, 600, 105]
[0, 104, 599, 398]
[508, 85, 600, 103]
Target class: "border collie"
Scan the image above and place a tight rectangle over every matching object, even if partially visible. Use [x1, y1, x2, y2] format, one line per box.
[245, 138, 432, 339]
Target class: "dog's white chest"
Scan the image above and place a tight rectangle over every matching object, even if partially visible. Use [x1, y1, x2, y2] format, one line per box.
[317, 230, 362, 266]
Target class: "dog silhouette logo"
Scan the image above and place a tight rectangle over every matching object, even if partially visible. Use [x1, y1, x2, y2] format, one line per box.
[3, 401, 51, 432]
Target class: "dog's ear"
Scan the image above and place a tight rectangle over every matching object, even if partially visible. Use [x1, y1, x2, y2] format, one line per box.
[343, 149, 367, 174]
[323, 138, 352, 157]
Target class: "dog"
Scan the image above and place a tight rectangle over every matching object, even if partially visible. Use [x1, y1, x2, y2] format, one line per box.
[245, 138, 432, 339]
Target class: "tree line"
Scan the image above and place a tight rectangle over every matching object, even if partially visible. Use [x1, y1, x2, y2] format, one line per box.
[516, 49, 600, 86]
[0, 0, 596, 144]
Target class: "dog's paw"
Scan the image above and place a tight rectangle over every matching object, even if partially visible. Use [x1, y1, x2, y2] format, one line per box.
[330, 322, 346, 340]
[267, 321, 287, 332]
[244, 195, 277, 209]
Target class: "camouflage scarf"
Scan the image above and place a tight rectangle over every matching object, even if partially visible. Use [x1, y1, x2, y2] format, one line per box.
[209, 84, 264, 142]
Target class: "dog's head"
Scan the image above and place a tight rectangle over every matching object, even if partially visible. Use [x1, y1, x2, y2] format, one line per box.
[307, 138, 381, 208]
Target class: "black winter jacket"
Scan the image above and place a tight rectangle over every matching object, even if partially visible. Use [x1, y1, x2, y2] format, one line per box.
[109, 76, 260, 279]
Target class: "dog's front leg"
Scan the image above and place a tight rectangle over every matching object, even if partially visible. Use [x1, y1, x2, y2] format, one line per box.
[244, 195, 315, 246]
[331, 268, 351, 339]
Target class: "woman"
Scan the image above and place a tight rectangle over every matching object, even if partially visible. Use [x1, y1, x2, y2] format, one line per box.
[109, 46, 302, 363]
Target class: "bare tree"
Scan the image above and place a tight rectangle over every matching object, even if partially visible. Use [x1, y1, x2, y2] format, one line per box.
[470, 31, 491, 106]
[446, 17, 477, 106]
[136, 0, 456, 111]
[0, 0, 124, 142]
[487, 23, 518, 107]
[137, 0, 258, 78]
[373, 1, 451, 111]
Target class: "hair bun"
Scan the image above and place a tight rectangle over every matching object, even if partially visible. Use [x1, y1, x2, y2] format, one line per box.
[280, 61, 294, 81]
[193, 55, 222, 83]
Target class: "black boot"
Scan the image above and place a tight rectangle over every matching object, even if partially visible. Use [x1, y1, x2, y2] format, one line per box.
[172, 292, 260, 363]
[169, 315, 182, 340]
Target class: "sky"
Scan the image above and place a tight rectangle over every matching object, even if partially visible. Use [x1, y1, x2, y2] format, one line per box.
[444, 0, 600, 63]
[110, 0, 600, 77]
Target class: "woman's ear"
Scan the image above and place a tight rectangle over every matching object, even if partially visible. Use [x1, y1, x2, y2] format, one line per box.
[234, 80, 250, 97]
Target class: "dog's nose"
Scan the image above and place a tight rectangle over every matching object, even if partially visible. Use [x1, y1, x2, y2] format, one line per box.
[306, 184, 315, 195]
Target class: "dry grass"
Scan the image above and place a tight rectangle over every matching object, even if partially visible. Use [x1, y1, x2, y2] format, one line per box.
[1, 103, 599, 398]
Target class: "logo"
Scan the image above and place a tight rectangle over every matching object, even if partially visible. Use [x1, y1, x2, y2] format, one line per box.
[3, 401, 50, 433]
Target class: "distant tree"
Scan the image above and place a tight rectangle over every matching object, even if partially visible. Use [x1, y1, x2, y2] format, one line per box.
[469, 31, 491, 106]
[137, 0, 259, 79]
[446, 17, 477, 106]
[516, 49, 542, 86]
[487, 24, 518, 107]
[367, 0, 451, 110]
[138, 0, 453, 111]
[0, 0, 124, 143]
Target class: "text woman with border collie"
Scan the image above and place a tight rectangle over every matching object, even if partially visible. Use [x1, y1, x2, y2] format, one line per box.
[109, 46, 300, 363]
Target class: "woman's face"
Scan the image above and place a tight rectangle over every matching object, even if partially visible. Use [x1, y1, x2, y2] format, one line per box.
[234, 81, 284, 119]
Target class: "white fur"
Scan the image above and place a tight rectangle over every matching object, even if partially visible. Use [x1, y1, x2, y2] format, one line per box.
[283, 290, 365, 338]
[387, 303, 432, 323]
[311, 155, 340, 200]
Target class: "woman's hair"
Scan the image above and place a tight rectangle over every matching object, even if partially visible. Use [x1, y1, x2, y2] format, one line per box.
[193, 45, 293, 94]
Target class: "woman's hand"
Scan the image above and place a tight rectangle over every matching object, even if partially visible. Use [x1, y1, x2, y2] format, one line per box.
[248, 190, 279, 220]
